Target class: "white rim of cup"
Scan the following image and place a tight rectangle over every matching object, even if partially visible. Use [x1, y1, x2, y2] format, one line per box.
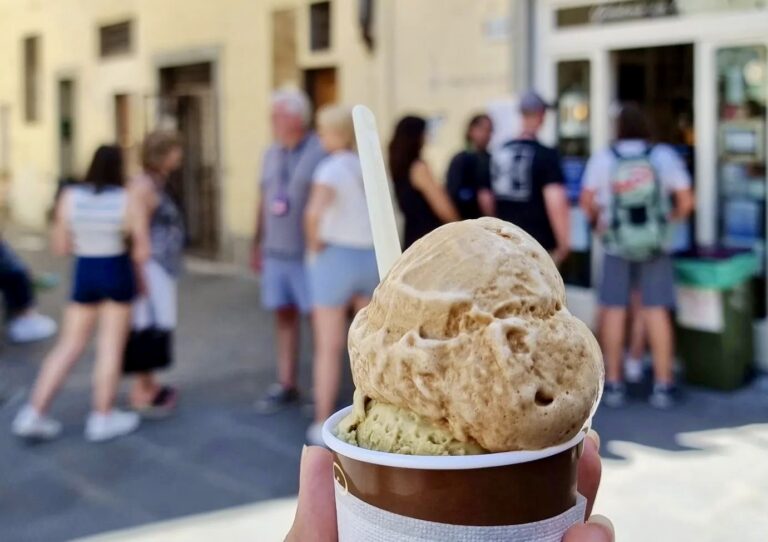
[322, 405, 588, 470]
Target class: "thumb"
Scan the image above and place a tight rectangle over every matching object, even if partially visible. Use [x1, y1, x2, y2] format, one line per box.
[286, 446, 338, 542]
[562, 515, 614, 542]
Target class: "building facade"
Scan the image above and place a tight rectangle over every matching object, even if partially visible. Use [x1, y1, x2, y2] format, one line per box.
[0, 0, 517, 262]
[533, 0, 768, 364]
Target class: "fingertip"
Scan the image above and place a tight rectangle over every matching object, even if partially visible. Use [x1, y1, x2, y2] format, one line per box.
[291, 446, 338, 541]
[297, 445, 336, 513]
[562, 520, 614, 542]
[302, 445, 334, 474]
[587, 514, 614, 537]
[577, 432, 602, 518]
[587, 429, 601, 452]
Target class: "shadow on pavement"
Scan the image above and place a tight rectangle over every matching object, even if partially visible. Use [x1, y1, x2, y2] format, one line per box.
[593, 378, 768, 460]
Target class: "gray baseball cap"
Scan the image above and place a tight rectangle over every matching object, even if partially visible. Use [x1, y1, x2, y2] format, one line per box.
[519, 91, 554, 114]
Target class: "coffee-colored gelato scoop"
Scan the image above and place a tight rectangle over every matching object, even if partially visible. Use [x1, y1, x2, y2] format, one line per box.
[338, 218, 603, 453]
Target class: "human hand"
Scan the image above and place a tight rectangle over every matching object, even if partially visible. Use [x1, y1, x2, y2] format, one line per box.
[306, 235, 325, 256]
[250, 244, 262, 273]
[550, 246, 570, 267]
[134, 265, 148, 298]
[563, 430, 615, 541]
[286, 431, 613, 541]
[285, 446, 337, 542]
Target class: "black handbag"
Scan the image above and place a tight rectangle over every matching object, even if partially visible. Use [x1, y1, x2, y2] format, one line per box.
[123, 303, 173, 374]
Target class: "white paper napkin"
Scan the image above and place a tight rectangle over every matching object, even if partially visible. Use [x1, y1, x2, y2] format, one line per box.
[335, 481, 587, 542]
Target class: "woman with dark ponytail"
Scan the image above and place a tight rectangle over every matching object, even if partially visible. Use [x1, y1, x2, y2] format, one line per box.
[389, 115, 458, 248]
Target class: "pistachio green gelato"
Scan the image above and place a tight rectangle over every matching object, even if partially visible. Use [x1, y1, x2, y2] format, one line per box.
[336, 391, 487, 456]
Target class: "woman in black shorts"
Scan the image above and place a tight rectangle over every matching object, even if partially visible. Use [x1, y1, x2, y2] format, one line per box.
[12, 145, 150, 442]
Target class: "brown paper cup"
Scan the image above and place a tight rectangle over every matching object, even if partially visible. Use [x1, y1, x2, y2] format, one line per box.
[323, 406, 588, 541]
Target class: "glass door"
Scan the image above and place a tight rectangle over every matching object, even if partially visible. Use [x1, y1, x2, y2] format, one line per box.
[716, 45, 767, 317]
[557, 60, 591, 287]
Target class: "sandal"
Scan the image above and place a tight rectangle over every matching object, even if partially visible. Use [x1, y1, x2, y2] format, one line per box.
[134, 385, 177, 419]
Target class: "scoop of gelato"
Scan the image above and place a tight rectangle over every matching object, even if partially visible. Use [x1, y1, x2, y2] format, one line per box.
[337, 390, 486, 455]
[343, 218, 603, 453]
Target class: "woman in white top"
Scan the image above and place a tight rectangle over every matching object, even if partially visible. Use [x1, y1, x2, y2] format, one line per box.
[12, 145, 150, 442]
[304, 105, 378, 444]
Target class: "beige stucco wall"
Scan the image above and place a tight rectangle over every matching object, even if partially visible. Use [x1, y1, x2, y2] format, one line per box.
[385, 0, 512, 176]
[0, 0, 514, 261]
[0, 0, 271, 248]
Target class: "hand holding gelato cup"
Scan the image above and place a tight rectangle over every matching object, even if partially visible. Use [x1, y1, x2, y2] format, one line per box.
[323, 218, 604, 541]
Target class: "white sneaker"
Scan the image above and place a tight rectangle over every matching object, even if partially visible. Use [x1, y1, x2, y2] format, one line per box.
[7, 313, 57, 343]
[306, 421, 326, 447]
[624, 357, 645, 384]
[12, 404, 62, 440]
[85, 410, 140, 442]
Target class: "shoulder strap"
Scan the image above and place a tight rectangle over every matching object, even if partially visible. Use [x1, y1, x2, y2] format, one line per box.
[646, 145, 666, 222]
[641, 143, 654, 157]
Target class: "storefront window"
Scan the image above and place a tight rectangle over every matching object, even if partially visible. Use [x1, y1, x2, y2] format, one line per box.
[557, 1, 767, 28]
[717, 45, 767, 316]
[557, 60, 592, 287]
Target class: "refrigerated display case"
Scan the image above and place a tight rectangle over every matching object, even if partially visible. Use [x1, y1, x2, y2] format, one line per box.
[557, 60, 591, 288]
[716, 45, 767, 318]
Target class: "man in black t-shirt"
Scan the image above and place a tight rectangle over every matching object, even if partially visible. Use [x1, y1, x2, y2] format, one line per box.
[491, 91, 571, 265]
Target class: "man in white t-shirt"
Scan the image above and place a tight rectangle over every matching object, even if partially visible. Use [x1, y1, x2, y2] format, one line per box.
[580, 103, 694, 410]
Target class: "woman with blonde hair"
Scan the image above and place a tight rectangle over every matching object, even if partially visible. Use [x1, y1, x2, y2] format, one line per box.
[127, 131, 184, 416]
[13, 145, 149, 442]
[304, 105, 378, 445]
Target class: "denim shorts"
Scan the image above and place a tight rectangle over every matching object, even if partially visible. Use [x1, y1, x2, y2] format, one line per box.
[261, 256, 311, 313]
[599, 253, 676, 308]
[72, 254, 136, 304]
[309, 245, 378, 307]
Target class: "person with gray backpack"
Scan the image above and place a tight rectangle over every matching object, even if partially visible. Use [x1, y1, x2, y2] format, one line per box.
[580, 103, 694, 409]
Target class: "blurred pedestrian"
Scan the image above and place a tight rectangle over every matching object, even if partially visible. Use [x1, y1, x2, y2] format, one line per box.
[12, 145, 149, 442]
[253, 88, 326, 413]
[127, 131, 184, 417]
[389, 115, 459, 249]
[303, 105, 377, 445]
[491, 91, 570, 265]
[624, 291, 649, 384]
[595, 291, 649, 386]
[580, 103, 694, 409]
[0, 239, 57, 343]
[446, 113, 496, 219]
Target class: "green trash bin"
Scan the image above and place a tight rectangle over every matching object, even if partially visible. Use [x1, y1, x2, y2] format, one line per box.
[674, 250, 758, 391]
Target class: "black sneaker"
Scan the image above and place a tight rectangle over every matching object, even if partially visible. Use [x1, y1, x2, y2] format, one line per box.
[255, 383, 300, 414]
[602, 381, 627, 408]
[649, 382, 677, 410]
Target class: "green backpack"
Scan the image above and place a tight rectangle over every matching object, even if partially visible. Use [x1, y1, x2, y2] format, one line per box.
[603, 145, 669, 261]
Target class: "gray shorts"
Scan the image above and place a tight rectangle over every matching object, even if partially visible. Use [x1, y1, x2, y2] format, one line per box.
[599, 253, 676, 308]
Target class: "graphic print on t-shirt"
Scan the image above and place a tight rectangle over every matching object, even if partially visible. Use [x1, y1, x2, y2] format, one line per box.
[492, 143, 535, 201]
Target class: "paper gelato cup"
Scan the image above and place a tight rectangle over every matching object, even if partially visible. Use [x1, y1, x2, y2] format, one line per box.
[323, 406, 588, 541]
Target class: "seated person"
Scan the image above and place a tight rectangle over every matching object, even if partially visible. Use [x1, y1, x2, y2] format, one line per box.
[0, 239, 57, 343]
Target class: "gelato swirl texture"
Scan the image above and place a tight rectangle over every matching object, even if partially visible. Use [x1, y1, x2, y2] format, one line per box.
[340, 218, 603, 453]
